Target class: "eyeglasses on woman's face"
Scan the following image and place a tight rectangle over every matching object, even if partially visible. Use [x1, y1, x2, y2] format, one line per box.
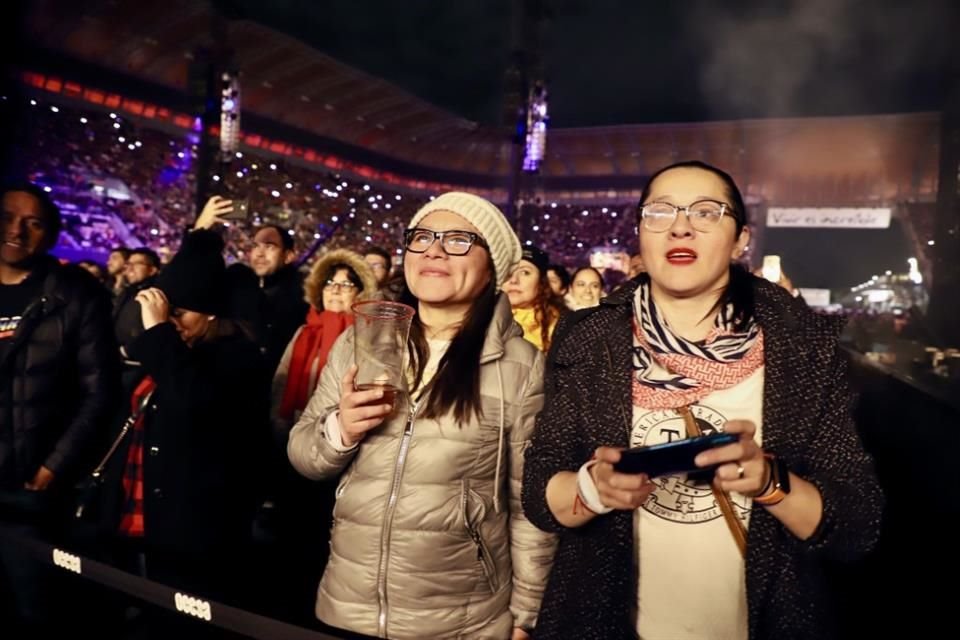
[323, 279, 358, 292]
[403, 228, 488, 256]
[639, 199, 733, 233]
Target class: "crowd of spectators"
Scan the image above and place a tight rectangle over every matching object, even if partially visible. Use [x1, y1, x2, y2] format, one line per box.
[20, 97, 635, 281]
[516, 201, 636, 267]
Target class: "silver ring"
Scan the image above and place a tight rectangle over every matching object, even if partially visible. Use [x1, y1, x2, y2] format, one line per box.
[736, 464, 745, 480]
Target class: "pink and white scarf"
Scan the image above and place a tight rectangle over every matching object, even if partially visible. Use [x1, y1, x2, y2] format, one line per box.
[631, 281, 765, 409]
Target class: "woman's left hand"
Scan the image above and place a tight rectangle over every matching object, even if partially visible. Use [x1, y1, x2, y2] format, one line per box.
[136, 287, 171, 330]
[694, 419, 767, 496]
[511, 627, 530, 640]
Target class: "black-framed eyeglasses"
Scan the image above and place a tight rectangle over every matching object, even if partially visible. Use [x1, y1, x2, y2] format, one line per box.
[639, 199, 733, 233]
[323, 280, 358, 292]
[403, 228, 488, 256]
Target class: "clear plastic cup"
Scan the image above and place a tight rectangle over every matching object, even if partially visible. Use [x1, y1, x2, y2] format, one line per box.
[351, 300, 416, 404]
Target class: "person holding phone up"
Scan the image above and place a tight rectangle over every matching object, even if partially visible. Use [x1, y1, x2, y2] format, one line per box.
[193, 195, 307, 375]
[521, 161, 883, 640]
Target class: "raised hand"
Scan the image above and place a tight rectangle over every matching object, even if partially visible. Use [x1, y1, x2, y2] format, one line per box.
[193, 195, 235, 230]
[136, 287, 171, 330]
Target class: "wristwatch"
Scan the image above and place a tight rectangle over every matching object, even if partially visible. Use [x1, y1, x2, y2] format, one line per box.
[753, 455, 791, 506]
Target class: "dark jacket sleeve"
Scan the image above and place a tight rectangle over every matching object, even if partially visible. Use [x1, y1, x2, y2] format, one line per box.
[43, 282, 119, 478]
[791, 346, 885, 562]
[522, 313, 588, 534]
[129, 322, 195, 391]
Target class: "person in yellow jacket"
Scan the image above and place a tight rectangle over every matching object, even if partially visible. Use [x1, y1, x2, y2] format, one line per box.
[503, 245, 564, 352]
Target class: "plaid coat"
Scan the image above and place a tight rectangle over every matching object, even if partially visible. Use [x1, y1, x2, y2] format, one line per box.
[522, 276, 883, 640]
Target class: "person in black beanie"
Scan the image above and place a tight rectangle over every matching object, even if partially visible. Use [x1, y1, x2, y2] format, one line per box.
[97, 229, 269, 638]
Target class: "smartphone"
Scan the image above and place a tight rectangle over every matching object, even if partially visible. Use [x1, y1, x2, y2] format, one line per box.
[219, 198, 250, 222]
[761, 255, 782, 283]
[613, 432, 738, 477]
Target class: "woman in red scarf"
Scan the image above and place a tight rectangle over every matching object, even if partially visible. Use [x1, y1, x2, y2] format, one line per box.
[267, 248, 378, 623]
[272, 248, 378, 439]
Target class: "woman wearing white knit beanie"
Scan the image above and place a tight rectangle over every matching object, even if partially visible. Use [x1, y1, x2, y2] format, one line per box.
[288, 191, 555, 639]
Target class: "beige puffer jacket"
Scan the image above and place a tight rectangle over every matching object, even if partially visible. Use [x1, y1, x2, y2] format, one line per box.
[288, 295, 556, 639]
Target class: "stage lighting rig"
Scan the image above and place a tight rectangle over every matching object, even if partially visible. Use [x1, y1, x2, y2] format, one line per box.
[220, 71, 241, 159]
[522, 82, 548, 173]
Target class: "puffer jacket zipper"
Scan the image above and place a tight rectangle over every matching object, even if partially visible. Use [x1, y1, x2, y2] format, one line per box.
[377, 399, 421, 637]
[462, 479, 497, 593]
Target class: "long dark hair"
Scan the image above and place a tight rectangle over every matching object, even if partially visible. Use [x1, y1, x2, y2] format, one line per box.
[546, 264, 571, 292]
[636, 160, 754, 330]
[399, 263, 498, 423]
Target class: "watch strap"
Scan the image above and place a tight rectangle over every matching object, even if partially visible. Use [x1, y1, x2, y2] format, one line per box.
[753, 454, 790, 506]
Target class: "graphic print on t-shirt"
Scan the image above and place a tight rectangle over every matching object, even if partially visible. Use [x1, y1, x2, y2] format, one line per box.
[0, 315, 22, 340]
[631, 405, 751, 524]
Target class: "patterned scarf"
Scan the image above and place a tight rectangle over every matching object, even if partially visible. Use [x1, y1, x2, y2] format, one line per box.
[631, 281, 764, 409]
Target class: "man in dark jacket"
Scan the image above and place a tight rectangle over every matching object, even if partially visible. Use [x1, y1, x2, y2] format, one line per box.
[248, 224, 308, 375]
[0, 182, 118, 630]
[192, 203, 307, 543]
[193, 197, 307, 375]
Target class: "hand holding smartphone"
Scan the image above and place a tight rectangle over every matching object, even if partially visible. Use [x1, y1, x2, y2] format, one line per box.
[218, 198, 250, 221]
[613, 432, 737, 478]
[761, 255, 782, 283]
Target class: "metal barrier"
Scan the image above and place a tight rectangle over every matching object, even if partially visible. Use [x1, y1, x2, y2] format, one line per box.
[0, 525, 347, 640]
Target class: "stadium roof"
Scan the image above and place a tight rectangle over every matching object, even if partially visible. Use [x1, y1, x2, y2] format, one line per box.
[18, 0, 952, 204]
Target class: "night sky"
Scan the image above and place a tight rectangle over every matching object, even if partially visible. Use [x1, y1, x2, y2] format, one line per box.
[762, 222, 912, 291]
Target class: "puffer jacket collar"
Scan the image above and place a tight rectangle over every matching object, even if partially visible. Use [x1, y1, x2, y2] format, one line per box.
[480, 293, 523, 365]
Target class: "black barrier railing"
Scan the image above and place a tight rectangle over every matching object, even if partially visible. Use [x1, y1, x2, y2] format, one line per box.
[0, 525, 348, 640]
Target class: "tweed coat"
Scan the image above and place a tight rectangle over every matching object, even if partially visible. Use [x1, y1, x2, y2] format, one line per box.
[522, 276, 883, 640]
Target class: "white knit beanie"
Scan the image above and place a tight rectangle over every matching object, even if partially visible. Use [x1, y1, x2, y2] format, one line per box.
[407, 192, 522, 289]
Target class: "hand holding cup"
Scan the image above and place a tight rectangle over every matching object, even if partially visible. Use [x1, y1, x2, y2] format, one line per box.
[339, 365, 394, 447]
